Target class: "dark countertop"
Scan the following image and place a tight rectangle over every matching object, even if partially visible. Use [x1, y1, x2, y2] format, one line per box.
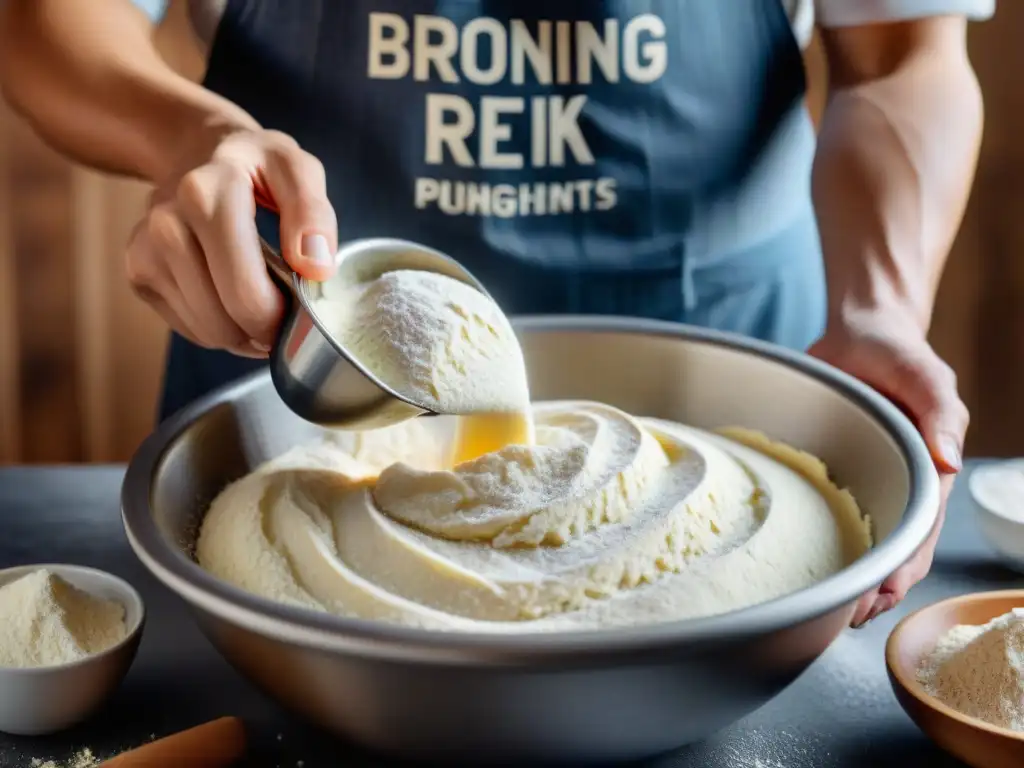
[0, 463, 1019, 767]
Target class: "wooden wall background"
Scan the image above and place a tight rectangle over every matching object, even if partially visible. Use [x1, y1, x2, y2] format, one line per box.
[0, 6, 1019, 464]
[0, 3, 204, 464]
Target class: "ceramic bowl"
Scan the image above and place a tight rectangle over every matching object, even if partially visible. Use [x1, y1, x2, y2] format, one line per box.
[0, 564, 145, 735]
[970, 460, 1024, 572]
[886, 590, 1024, 768]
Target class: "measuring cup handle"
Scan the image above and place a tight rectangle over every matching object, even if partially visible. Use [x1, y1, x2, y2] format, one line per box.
[260, 237, 295, 287]
[254, 190, 300, 299]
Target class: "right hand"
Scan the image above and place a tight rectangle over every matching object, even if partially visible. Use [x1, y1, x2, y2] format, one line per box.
[125, 121, 338, 358]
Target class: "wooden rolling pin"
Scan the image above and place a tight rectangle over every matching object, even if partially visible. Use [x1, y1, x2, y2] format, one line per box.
[101, 716, 246, 767]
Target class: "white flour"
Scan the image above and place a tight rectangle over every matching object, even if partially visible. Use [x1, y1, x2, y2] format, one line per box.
[0, 570, 127, 668]
[31, 749, 100, 768]
[198, 414, 870, 630]
[918, 608, 1024, 730]
[315, 270, 530, 415]
[198, 266, 871, 632]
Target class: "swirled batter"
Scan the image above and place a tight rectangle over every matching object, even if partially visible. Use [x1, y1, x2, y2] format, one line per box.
[197, 269, 872, 631]
[197, 406, 872, 631]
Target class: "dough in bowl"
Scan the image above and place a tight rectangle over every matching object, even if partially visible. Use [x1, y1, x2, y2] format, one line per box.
[197, 269, 872, 631]
[196, 404, 872, 632]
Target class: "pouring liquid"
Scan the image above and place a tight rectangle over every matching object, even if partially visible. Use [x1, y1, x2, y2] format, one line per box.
[450, 410, 536, 466]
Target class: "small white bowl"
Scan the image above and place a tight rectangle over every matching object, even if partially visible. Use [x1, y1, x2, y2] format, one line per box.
[970, 460, 1024, 573]
[0, 564, 145, 735]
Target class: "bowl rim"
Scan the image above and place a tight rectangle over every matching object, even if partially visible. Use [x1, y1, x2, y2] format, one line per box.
[886, 589, 1024, 743]
[0, 563, 145, 675]
[122, 315, 940, 665]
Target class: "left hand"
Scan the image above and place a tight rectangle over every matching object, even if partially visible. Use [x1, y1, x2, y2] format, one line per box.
[808, 306, 969, 628]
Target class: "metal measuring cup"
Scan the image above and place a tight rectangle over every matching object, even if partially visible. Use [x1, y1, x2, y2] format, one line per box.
[260, 236, 493, 430]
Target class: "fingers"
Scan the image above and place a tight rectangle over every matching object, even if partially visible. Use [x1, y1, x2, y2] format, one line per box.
[854, 476, 952, 627]
[869, 592, 899, 623]
[125, 128, 336, 355]
[850, 590, 878, 628]
[888, 349, 969, 473]
[813, 327, 969, 475]
[127, 171, 277, 357]
[260, 132, 338, 281]
[814, 325, 967, 627]
[879, 477, 951, 595]
[850, 590, 901, 628]
[126, 218, 199, 342]
[176, 162, 285, 349]
[145, 203, 259, 356]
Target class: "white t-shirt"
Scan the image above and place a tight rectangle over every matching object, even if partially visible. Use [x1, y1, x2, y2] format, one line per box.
[133, 0, 994, 50]
[785, 0, 995, 47]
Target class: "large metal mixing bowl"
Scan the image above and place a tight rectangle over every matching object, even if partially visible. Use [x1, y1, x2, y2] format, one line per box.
[122, 318, 940, 763]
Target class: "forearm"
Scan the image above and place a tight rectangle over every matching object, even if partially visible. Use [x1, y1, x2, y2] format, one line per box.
[812, 27, 983, 334]
[0, 0, 256, 182]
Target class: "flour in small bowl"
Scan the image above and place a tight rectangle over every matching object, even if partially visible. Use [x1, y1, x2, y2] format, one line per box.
[0, 569, 127, 668]
[917, 608, 1024, 730]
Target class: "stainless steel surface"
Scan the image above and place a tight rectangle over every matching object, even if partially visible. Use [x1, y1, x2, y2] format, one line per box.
[261, 237, 491, 430]
[121, 318, 942, 763]
[0, 564, 144, 736]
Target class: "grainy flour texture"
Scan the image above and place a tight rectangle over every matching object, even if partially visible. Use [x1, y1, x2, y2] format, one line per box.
[0, 569, 127, 668]
[315, 269, 530, 414]
[918, 608, 1024, 730]
[30, 748, 100, 768]
[199, 265, 872, 632]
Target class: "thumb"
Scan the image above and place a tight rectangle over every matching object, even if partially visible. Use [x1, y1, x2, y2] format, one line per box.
[922, 415, 966, 476]
[887, 350, 967, 475]
[260, 142, 338, 282]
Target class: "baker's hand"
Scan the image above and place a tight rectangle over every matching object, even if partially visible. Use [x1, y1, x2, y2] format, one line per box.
[125, 119, 338, 357]
[808, 307, 968, 628]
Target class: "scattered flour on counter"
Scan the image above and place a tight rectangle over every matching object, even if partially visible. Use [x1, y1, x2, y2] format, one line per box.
[918, 607, 1024, 730]
[68, 749, 100, 768]
[30, 748, 100, 768]
[0, 569, 127, 668]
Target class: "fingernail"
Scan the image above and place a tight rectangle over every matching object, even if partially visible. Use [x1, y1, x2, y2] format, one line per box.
[853, 609, 877, 629]
[300, 234, 333, 266]
[938, 436, 963, 472]
[250, 340, 271, 354]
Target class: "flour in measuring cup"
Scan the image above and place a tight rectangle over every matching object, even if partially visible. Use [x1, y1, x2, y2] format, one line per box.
[315, 269, 531, 417]
[315, 268, 535, 462]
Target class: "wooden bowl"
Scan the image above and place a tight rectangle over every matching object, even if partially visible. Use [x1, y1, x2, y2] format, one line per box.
[886, 590, 1024, 768]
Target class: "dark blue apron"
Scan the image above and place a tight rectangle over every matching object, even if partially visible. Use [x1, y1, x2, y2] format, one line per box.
[160, 0, 825, 420]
